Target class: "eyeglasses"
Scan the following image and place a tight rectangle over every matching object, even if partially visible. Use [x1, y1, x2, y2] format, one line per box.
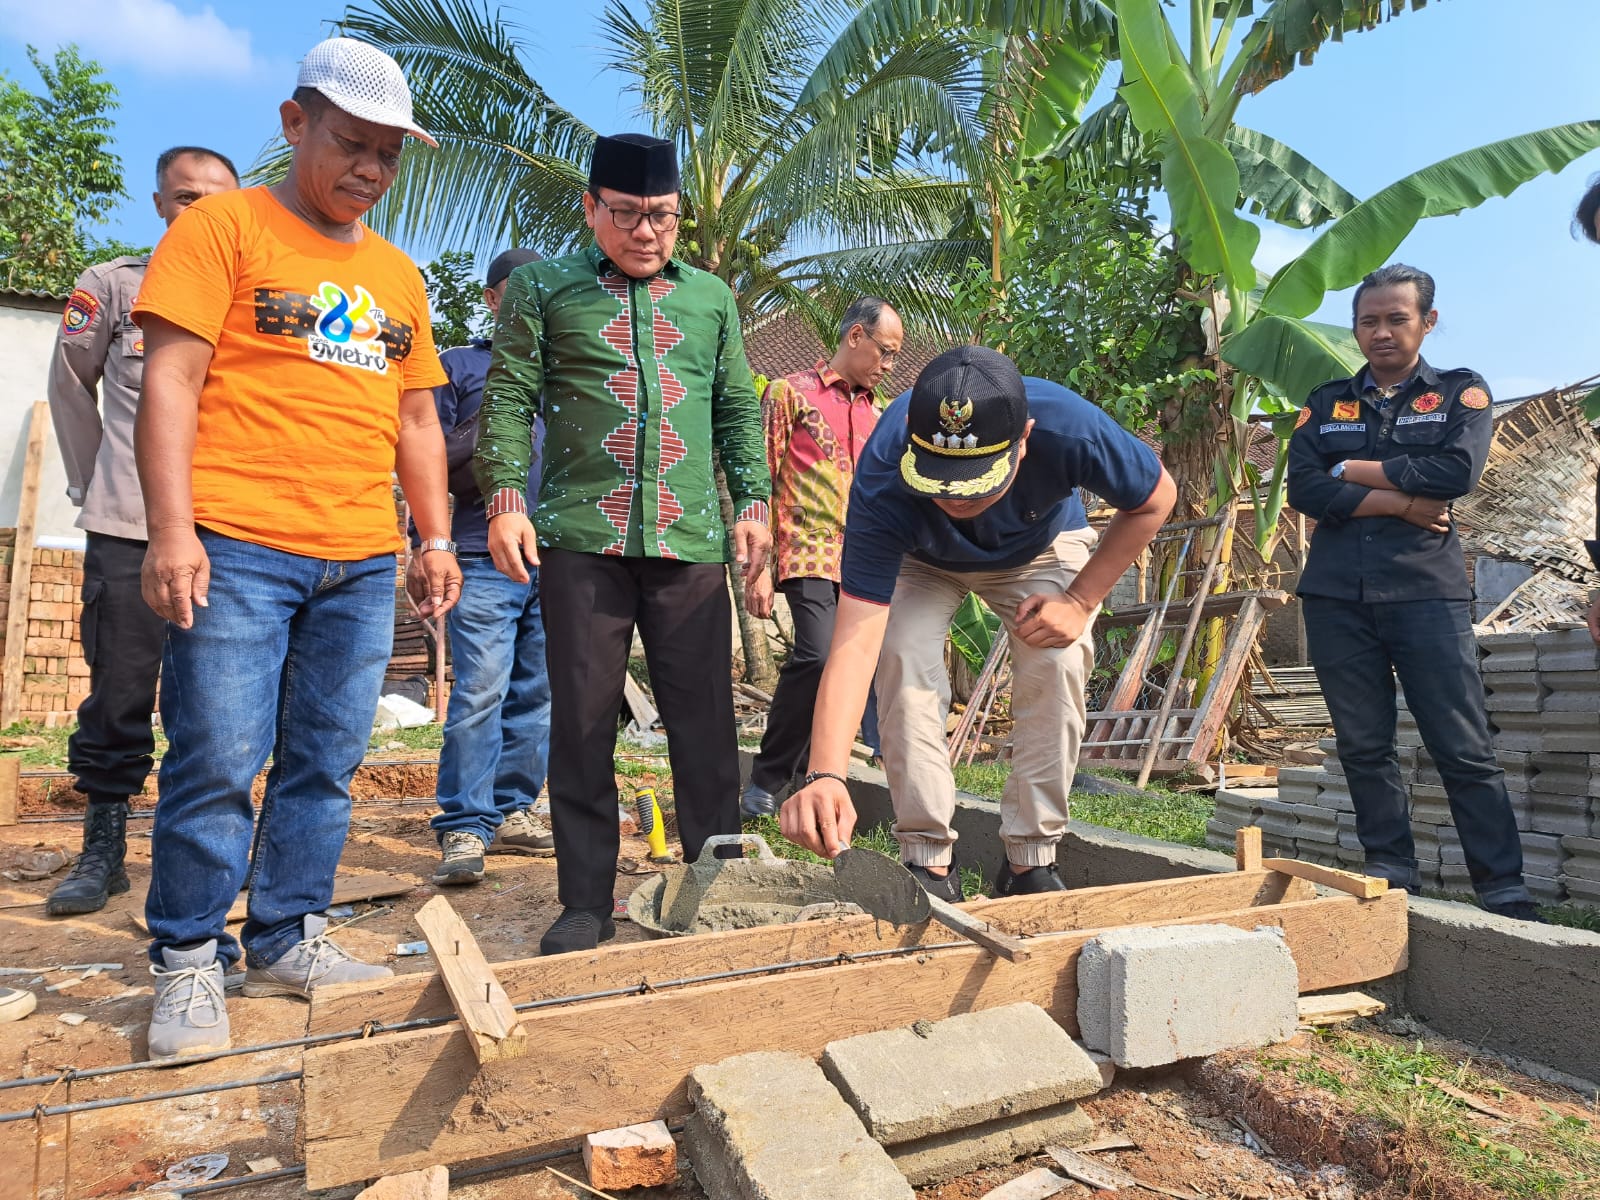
[867, 333, 899, 368]
[593, 195, 680, 233]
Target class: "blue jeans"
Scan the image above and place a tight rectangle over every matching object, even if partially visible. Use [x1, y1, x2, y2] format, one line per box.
[146, 530, 395, 969]
[430, 555, 551, 844]
[1303, 595, 1528, 906]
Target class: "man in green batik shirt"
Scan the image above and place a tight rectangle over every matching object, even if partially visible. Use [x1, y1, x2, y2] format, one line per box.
[475, 132, 771, 955]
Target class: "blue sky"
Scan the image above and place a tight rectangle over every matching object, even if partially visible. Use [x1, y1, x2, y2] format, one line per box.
[2, 0, 1596, 400]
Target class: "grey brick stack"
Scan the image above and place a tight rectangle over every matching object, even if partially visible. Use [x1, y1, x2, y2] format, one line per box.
[1206, 627, 1600, 908]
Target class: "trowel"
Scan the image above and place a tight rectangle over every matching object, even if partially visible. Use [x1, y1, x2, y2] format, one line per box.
[832, 847, 1031, 962]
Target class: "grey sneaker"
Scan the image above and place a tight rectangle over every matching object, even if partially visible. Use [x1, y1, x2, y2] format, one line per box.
[241, 915, 393, 999]
[740, 781, 777, 818]
[490, 809, 554, 856]
[148, 940, 230, 1059]
[432, 830, 487, 884]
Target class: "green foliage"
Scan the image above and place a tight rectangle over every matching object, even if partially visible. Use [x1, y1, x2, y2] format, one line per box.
[954, 174, 1210, 433]
[421, 250, 489, 348]
[0, 45, 135, 294]
[948, 592, 1001, 673]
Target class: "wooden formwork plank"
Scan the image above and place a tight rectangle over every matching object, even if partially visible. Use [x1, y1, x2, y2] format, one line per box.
[308, 870, 1314, 1035]
[1265, 857, 1387, 899]
[0, 756, 18, 827]
[1, 401, 48, 729]
[223, 872, 416, 925]
[413, 896, 526, 1063]
[301, 889, 1407, 1188]
[1235, 827, 1263, 872]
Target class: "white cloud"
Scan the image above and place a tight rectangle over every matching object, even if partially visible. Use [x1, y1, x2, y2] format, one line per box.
[0, 0, 256, 80]
[1252, 223, 1316, 276]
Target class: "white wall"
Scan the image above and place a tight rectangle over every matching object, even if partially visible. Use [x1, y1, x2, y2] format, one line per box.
[0, 299, 82, 545]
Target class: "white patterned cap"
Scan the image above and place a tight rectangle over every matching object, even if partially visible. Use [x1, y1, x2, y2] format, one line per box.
[296, 38, 438, 147]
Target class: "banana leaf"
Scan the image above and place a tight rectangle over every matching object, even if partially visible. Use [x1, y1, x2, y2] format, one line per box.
[949, 592, 1000, 672]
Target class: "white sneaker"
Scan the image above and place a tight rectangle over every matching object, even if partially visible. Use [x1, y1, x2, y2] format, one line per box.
[148, 941, 230, 1059]
[241, 914, 392, 999]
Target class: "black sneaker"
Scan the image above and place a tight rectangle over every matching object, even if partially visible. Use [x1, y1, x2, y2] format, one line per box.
[994, 862, 1066, 896]
[905, 861, 962, 904]
[539, 906, 617, 956]
[1485, 899, 1547, 923]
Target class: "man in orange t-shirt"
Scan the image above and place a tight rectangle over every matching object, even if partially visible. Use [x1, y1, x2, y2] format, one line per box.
[131, 38, 459, 1060]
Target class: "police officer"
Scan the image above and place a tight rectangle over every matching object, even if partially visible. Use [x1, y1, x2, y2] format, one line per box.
[44, 146, 239, 916]
[1286, 262, 1535, 921]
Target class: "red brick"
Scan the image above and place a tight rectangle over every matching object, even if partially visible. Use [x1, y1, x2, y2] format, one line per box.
[583, 1121, 678, 1191]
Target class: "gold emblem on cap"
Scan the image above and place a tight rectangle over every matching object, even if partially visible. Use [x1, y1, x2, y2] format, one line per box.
[934, 396, 978, 450]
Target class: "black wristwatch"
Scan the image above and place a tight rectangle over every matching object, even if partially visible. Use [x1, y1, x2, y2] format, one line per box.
[803, 770, 849, 788]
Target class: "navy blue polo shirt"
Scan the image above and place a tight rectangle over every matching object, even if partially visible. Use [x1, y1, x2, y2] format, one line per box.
[433, 339, 542, 554]
[840, 378, 1163, 605]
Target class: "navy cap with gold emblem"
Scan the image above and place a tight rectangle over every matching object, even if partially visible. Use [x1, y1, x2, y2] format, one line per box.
[900, 345, 1029, 498]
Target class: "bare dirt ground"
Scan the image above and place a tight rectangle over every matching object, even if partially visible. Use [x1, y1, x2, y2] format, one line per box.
[2, 762, 1595, 1199]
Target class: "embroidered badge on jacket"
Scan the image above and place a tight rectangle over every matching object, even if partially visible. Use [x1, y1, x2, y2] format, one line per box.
[1332, 399, 1360, 422]
[1459, 386, 1490, 410]
[62, 288, 98, 335]
[1411, 391, 1443, 413]
[1294, 406, 1311, 429]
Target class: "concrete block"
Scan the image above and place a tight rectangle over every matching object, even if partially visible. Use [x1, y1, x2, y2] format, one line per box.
[1289, 803, 1338, 842]
[1488, 710, 1547, 753]
[354, 1167, 448, 1200]
[1560, 835, 1600, 859]
[1535, 627, 1600, 672]
[1559, 875, 1600, 906]
[1205, 820, 1240, 850]
[1409, 784, 1452, 827]
[1508, 791, 1533, 832]
[1257, 798, 1298, 842]
[1529, 794, 1592, 839]
[1520, 832, 1567, 879]
[822, 1004, 1103, 1145]
[1314, 778, 1354, 813]
[1560, 854, 1600, 883]
[888, 1103, 1094, 1187]
[1525, 873, 1567, 905]
[1335, 843, 1366, 867]
[1478, 630, 1538, 672]
[1538, 712, 1600, 754]
[1274, 768, 1321, 806]
[1498, 752, 1536, 792]
[1440, 862, 1475, 893]
[1542, 672, 1600, 713]
[584, 1121, 677, 1191]
[1531, 754, 1600, 797]
[1080, 1045, 1115, 1089]
[686, 1051, 913, 1200]
[1482, 671, 1544, 713]
[1293, 846, 1341, 867]
[1077, 924, 1298, 1068]
[1411, 824, 1442, 860]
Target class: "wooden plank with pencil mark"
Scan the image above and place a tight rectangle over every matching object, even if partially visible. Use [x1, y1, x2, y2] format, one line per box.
[1, 402, 49, 729]
[300, 890, 1407, 1187]
[308, 870, 1314, 1034]
[413, 895, 526, 1063]
[1264, 857, 1387, 899]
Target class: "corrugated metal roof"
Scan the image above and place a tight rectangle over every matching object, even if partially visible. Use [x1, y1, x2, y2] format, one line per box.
[0, 286, 68, 301]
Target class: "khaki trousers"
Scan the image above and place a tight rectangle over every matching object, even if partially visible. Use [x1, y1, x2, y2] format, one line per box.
[877, 529, 1098, 868]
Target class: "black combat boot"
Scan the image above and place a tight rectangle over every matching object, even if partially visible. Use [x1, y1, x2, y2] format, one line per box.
[46, 799, 130, 915]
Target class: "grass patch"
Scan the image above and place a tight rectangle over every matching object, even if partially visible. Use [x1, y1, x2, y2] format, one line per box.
[953, 759, 1213, 848]
[369, 724, 443, 752]
[1258, 1029, 1600, 1198]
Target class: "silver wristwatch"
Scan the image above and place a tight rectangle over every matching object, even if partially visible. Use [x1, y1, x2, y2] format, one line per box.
[1330, 460, 1348, 480]
[417, 537, 458, 555]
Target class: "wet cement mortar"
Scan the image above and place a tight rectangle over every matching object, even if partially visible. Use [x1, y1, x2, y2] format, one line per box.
[1, 759, 1593, 1198]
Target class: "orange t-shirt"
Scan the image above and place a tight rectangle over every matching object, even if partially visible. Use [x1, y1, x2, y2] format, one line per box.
[133, 186, 446, 559]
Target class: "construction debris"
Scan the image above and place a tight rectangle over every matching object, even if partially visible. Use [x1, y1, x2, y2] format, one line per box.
[353, 1165, 448, 1200]
[582, 1120, 677, 1191]
[1297, 992, 1386, 1028]
[979, 1167, 1071, 1199]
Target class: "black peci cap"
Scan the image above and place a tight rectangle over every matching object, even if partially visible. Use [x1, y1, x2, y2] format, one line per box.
[899, 346, 1029, 499]
[486, 248, 540, 290]
[588, 133, 681, 197]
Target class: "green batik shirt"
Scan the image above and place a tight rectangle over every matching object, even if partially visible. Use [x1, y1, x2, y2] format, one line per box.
[474, 242, 770, 561]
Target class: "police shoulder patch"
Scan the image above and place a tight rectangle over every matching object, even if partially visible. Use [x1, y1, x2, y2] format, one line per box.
[1459, 385, 1490, 410]
[1294, 406, 1311, 430]
[62, 288, 99, 335]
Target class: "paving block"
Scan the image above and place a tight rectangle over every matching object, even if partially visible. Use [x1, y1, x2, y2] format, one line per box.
[584, 1121, 677, 1191]
[1315, 777, 1354, 813]
[1440, 862, 1474, 893]
[1409, 784, 1452, 827]
[1498, 751, 1536, 792]
[1205, 819, 1241, 850]
[889, 1103, 1094, 1187]
[1560, 853, 1600, 883]
[1274, 768, 1321, 807]
[1080, 1045, 1115, 1090]
[1529, 794, 1593, 839]
[1525, 873, 1567, 905]
[1077, 925, 1298, 1069]
[1293, 846, 1341, 868]
[1531, 753, 1600, 797]
[1560, 875, 1600, 907]
[1479, 630, 1538, 672]
[1257, 798, 1298, 842]
[1538, 712, 1600, 754]
[1289, 803, 1339, 844]
[1542, 673, 1600, 713]
[685, 1051, 913, 1200]
[1411, 824, 1442, 860]
[1334, 843, 1366, 868]
[354, 1167, 448, 1200]
[1482, 671, 1545, 713]
[1508, 791, 1533, 832]
[1535, 627, 1600, 673]
[1520, 832, 1567, 879]
[822, 1004, 1103, 1145]
[1560, 835, 1600, 859]
[1487, 710, 1546, 754]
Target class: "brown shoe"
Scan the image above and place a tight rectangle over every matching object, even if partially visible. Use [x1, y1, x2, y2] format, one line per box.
[490, 809, 554, 856]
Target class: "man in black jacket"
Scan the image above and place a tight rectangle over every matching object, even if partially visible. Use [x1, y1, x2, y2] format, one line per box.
[1287, 263, 1534, 920]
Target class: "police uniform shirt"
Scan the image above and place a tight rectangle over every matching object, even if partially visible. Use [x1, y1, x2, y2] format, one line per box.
[1286, 357, 1493, 603]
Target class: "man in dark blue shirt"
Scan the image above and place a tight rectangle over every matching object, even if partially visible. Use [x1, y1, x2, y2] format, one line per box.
[418, 248, 552, 886]
[780, 346, 1175, 895]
